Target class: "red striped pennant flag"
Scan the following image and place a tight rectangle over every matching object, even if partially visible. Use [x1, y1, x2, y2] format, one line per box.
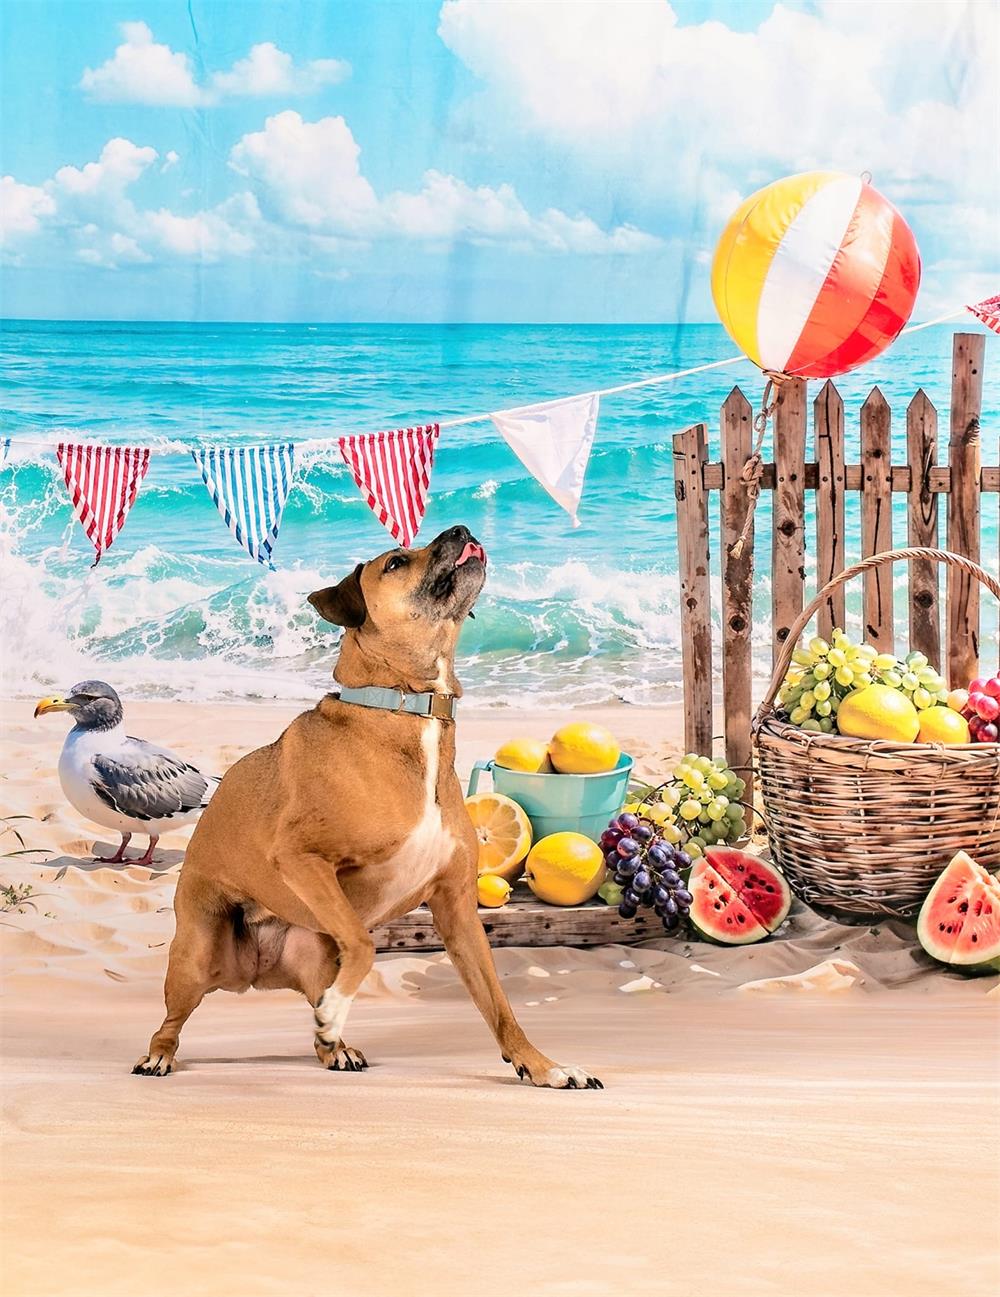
[967, 295, 1000, 335]
[56, 443, 151, 564]
[338, 425, 439, 547]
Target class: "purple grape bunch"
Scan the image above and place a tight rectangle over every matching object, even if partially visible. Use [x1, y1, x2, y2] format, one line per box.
[600, 811, 694, 931]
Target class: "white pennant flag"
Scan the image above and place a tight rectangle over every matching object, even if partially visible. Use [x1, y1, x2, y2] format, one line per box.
[491, 393, 599, 527]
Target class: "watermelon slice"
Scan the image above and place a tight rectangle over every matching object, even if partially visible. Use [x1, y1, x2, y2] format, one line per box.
[917, 851, 1000, 975]
[688, 847, 792, 945]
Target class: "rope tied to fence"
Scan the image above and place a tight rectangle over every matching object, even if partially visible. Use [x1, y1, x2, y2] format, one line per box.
[730, 370, 790, 559]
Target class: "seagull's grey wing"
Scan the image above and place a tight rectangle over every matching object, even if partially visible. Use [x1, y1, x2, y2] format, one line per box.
[90, 739, 210, 822]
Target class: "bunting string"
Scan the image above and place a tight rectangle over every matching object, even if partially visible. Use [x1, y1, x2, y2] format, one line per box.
[1, 299, 994, 563]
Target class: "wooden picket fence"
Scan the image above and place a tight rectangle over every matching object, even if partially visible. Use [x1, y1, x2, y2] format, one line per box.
[673, 331, 992, 786]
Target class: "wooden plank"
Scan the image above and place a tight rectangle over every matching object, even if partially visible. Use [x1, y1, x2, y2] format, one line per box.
[673, 422, 713, 754]
[703, 463, 999, 493]
[906, 389, 941, 668]
[771, 378, 807, 666]
[720, 387, 754, 786]
[373, 893, 659, 952]
[860, 387, 894, 652]
[813, 380, 846, 637]
[947, 333, 986, 686]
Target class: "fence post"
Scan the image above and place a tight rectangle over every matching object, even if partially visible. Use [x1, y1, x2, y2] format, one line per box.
[906, 390, 941, 668]
[814, 381, 845, 637]
[860, 387, 894, 652]
[721, 388, 754, 787]
[947, 332, 985, 686]
[672, 422, 713, 755]
[771, 378, 807, 666]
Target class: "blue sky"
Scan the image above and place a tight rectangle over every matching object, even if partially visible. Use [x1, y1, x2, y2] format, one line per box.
[1, 0, 996, 322]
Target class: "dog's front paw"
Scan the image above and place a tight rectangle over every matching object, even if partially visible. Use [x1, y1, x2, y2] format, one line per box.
[315, 1039, 369, 1072]
[509, 1056, 603, 1089]
[132, 1052, 174, 1077]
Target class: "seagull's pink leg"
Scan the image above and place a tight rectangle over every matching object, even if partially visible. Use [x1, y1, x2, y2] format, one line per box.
[134, 836, 160, 867]
[94, 833, 132, 864]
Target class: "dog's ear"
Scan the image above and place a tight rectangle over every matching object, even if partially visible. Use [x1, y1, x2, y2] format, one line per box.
[308, 564, 367, 628]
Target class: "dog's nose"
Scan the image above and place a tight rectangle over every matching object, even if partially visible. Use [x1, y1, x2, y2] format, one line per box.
[442, 525, 472, 544]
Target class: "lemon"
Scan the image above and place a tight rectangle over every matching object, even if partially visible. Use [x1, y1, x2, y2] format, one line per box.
[524, 832, 606, 906]
[477, 874, 512, 908]
[493, 738, 552, 773]
[917, 706, 971, 744]
[837, 684, 920, 743]
[464, 793, 532, 882]
[548, 723, 621, 774]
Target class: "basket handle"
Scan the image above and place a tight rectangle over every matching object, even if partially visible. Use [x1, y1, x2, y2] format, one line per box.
[756, 547, 1000, 721]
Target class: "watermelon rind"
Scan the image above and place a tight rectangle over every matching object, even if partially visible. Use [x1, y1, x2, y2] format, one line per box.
[688, 858, 771, 945]
[917, 851, 1000, 976]
[704, 847, 792, 933]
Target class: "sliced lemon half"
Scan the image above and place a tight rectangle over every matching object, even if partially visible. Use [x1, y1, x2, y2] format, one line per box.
[464, 792, 532, 882]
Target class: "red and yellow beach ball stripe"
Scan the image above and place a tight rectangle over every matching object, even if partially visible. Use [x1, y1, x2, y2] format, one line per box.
[712, 171, 921, 379]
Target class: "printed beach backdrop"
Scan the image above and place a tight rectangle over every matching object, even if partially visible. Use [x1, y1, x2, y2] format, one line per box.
[2, 319, 998, 708]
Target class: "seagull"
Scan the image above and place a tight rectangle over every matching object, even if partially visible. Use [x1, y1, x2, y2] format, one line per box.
[34, 680, 216, 866]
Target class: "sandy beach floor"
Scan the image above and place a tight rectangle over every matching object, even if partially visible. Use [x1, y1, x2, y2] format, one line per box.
[2, 697, 998, 1297]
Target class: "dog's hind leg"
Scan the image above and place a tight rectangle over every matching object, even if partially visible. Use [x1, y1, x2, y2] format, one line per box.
[132, 878, 227, 1077]
[428, 868, 603, 1090]
[272, 852, 374, 1069]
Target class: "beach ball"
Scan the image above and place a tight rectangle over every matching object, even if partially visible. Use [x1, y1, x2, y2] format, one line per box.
[712, 171, 920, 379]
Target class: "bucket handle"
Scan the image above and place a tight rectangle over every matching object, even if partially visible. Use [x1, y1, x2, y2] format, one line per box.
[467, 759, 494, 796]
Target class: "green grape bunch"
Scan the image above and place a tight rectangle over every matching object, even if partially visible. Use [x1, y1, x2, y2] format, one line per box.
[626, 755, 748, 861]
[777, 628, 878, 732]
[777, 629, 951, 733]
[871, 650, 948, 710]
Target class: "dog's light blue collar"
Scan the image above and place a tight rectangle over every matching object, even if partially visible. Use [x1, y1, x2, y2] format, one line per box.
[337, 685, 457, 721]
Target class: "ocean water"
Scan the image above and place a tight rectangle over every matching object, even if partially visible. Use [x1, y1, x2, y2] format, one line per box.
[1, 320, 997, 708]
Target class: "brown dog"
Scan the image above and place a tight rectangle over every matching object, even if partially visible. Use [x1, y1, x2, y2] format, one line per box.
[133, 525, 601, 1089]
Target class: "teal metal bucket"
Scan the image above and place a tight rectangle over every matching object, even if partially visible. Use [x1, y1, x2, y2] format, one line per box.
[467, 754, 633, 843]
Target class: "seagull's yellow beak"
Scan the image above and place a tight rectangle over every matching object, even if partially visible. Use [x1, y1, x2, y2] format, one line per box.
[34, 696, 72, 718]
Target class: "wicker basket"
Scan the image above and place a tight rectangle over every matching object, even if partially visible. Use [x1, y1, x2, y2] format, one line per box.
[752, 547, 1000, 921]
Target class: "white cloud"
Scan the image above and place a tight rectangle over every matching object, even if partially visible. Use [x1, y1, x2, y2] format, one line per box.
[231, 112, 660, 252]
[80, 23, 350, 107]
[53, 137, 158, 197]
[210, 42, 350, 98]
[437, 0, 999, 284]
[80, 21, 203, 107]
[144, 194, 259, 262]
[0, 177, 57, 245]
[76, 231, 153, 269]
[230, 111, 381, 234]
[161, 151, 180, 173]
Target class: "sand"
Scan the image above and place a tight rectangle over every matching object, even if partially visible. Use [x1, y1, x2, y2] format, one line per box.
[2, 696, 998, 1297]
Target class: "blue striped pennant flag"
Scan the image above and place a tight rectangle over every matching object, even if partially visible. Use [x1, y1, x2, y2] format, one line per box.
[190, 444, 295, 567]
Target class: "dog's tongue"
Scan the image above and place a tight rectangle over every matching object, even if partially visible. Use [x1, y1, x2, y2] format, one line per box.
[455, 541, 486, 567]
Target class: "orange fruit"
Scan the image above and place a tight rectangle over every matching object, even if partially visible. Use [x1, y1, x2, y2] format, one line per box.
[464, 793, 532, 882]
[524, 832, 606, 906]
[548, 722, 621, 774]
[477, 874, 512, 908]
[917, 706, 971, 744]
[493, 738, 552, 772]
